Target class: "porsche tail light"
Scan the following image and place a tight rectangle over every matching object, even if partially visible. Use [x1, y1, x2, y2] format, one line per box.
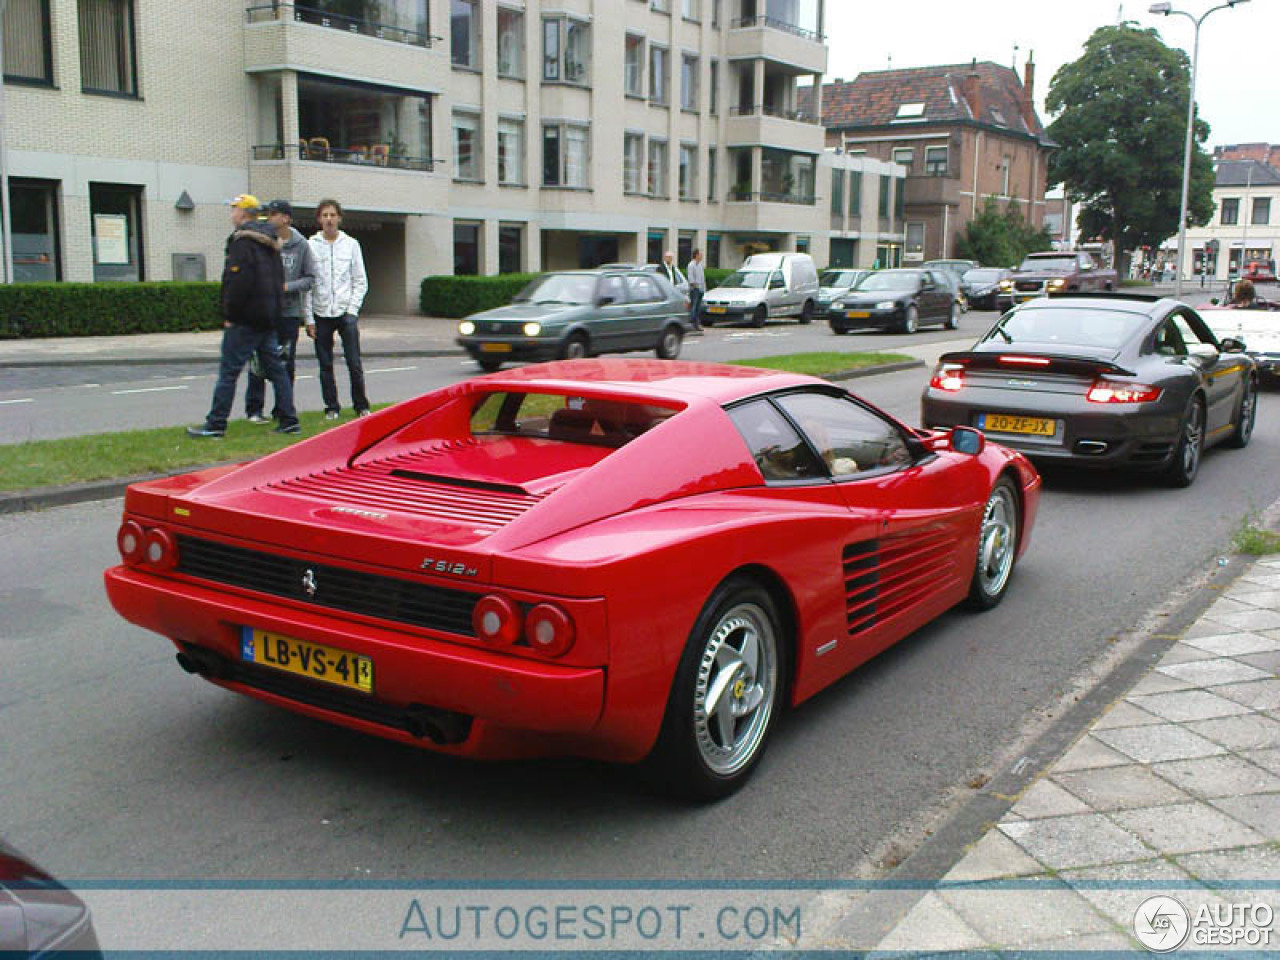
[1086, 379, 1162, 404]
[525, 604, 575, 658]
[117, 520, 145, 565]
[472, 595, 522, 646]
[929, 363, 965, 392]
[143, 528, 178, 570]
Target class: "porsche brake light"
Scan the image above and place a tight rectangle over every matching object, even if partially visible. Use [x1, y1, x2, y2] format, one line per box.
[930, 363, 965, 392]
[525, 604, 575, 658]
[1087, 379, 1162, 403]
[117, 520, 145, 565]
[473, 595, 522, 646]
[998, 355, 1052, 367]
[143, 528, 178, 570]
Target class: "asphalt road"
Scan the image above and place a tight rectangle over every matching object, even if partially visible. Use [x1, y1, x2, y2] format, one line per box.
[6, 366, 1280, 884]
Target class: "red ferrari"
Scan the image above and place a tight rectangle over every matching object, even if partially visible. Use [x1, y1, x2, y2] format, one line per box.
[105, 360, 1040, 799]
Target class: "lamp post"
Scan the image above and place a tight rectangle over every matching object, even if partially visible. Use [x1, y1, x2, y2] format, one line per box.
[1149, 0, 1249, 298]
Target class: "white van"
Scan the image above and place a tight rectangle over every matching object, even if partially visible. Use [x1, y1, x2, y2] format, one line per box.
[700, 252, 820, 327]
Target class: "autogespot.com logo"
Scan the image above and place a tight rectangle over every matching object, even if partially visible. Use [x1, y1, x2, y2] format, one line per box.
[1134, 895, 1191, 952]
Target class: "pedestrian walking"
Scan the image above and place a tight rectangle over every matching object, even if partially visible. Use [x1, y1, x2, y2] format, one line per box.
[244, 199, 316, 424]
[686, 248, 705, 331]
[308, 198, 370, 419]
[660, 249, 678, 287]
[186, 195, 299, 438]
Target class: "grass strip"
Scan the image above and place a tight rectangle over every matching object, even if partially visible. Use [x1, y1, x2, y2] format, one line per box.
[728, 351, 912, 377]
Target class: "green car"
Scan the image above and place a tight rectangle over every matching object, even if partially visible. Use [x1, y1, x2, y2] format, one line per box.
[457, 269, 692, 372]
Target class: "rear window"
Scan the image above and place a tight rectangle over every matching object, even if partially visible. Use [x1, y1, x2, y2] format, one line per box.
[470, 391, 676, 447]
[984, 306, 1149, 351]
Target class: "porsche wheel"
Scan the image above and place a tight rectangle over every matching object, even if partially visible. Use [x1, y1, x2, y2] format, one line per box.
[656, 325, 683, 360]
[476, 357, 503, 373]
[967, 478, 1019, 610]
[752, 305, 768, 328]
[1163, 398, 1205, 488]
[560, 333, 589, 360]
[648, 579, 784, 801]
[1225, 376, 1257, 449]
[900, 305, 919, 335]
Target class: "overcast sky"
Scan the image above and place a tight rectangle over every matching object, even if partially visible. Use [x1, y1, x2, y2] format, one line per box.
[824, 0, 1276, 148]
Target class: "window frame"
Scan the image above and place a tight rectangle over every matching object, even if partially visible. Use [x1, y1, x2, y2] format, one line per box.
[452, 109, 482, 182]
[924, 145, 948, 176]
[624, 33, 645, 98]
[649, 44, 669, 105]
[647, 138, 669, 198]
[78, 0, 138, 98]
[4, 0, 54, 86]
[1221, 198, 1240, 226]
[623, 131, 645, 194]
[680, 52, 699, 112]
[542, 121, 591, 189]
[497, 116, 526, 186]
[678, 142, 698, 200]
[543, 15, 590, 86]
[450, 0, 480, 70]
[496, 6, 524, 79]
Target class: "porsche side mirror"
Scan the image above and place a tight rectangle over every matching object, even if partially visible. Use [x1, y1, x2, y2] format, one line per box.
[950, 426, 985, 455]
[1187, 343, 1220, 365]
[1220, 336, 1247, 353]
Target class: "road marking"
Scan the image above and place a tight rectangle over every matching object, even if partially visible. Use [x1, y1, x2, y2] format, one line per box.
[366, 365, 417, 374]
[0, 397, 34, 405]
[111, 385, 190, 396]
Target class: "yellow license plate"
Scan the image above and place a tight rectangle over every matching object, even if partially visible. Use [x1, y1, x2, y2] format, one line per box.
[845, 310, 870, 319]
[982, 413, 1056, 436]
[480, 342, 513, 353]
[707, 305, 727, 314]
[241, 628, 373, 693]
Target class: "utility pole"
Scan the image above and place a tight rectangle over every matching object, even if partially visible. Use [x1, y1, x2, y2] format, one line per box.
[0, 0, 12, 284]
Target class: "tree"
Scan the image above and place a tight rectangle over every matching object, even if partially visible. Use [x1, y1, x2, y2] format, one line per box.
[1046, 24, 1214, 275]
[956, 199, 1053, 267]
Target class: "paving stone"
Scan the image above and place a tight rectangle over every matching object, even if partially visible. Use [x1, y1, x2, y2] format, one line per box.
[1158, 658, 1271, 687]
[1182, 632, 1280, 657]
[1238, 571, 1280, 587]
[1186, 616, 1244, 639]
[1238, 651, 1280, 674]
[1110, 802, 1266, 855]
[1187, 713, 1280, 752]
[1178, 845, 1280, 883]
[1218, 609, 1280, 632]
[1095, 700, 1164, 731]
[1241, 748, 1280, 776]
[1093, 724, 1228, 764]
[1010, 779, 1092, 820]
[939, 881, 1113, 948]
[1054, 764, 1194, 811]
[1152, 755, 1280, 799]
[1213, 678, 1280, 710]
[1204, 597, 1259, 619]
[1153, 643, 1220, 665]
[1129, 689, 1254, 722]
[1210, 794, 1280, 838]
[1060, 858, 1204, 932]
[1224, 579, 1279, 596]
[999, 814, 1152, 870]
[1054, 735, 1138, 772]
[942, 830, 1048, 883]
[870, 892, 988, 953]
[1127, 671, 1197, 695]
[1226, 589, 1280, 609]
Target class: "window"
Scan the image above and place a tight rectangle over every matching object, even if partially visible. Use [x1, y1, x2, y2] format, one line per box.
[728, 400, 824, 483]
[761, 148, 815, 203]
[11, 178, 60, 281]
[925, 145, 948, 176]
[989, 107, 1006, 126]
[496, 7, 523, 78]
[544, 17, 589, 84]
[878, 175, 890, 218]
[543, 122, 589, 188]
[682, 0, 700, 18]
[1220, 198, 1239, 225]
[709, 60, 719, 114]
[628, 273, 664, 302]
[894, 176, 905, 220]
[647, 231, 665, 264]
[774, 393, 912, 478]
[729, 146, 751, 199]
[78, 0, 136, 95]
[542, 18, 559, 81]
[891, 148, 914, 171]
[648, 139, 668, 197]
[624, 133, 644, 193]
[451, 0, 479, 68]
[453, 221, 480, 275]
[497, 117, 525, 185]
[296, 73, 433, 169]
[499, 224, 523, 274]
[649, 45, 668, 104]
[712, 0, 721, 27]
[906, 222, 925, 260]
[831, 169, 844, 215]
[679, 143, 697, 199]
[651, 0, 670, 10]
[707, 232, 721, 268]
[1253, 197, 1270, 225]
[625, 34, 645, 97]
[5, 0, 53, 85]
[849, 171, 862, 217]
[90, 182, 143, 281]
[678, 231, 694, 266]
[1000, 156, 1011, 196]
[707, 146, 717, 202]
[895, 102, 924, 119]
[681, 53, 699, 111]
[452, 111, 481, 181]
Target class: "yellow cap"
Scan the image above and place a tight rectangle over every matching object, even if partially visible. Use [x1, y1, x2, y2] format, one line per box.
[227, 194, 261, 211]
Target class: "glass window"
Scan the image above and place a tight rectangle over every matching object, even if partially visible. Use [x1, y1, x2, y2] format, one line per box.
[497, 117, 525, 185]
[4, 0, 52, 84]
[728, 400, 825, 483]
[453, 221, 480, 275]
[90, 182, 143, 281]
[682, 0, 700, 17]
[10, 178, 60, 282]
[707, 233, 721, 268]
[451, 0, 478, 68]
[542, 18, 560, 81]
[543, 123, 589, 187]
[761, 148, 815, 203]
[679, 143, 697, 199]
[565, 125, 588, 187]
[627, 274, 663, 302]
[1252, 197, 1270, 226]
[296, 73, 433, 169]
[986, 305, 1153, 351]
[678, 232, 694, 266]
[891, 147, 913, 171]
[775, 393, 912, 478]
[624, 133, 644, 193]
[649, 45, 668, 104]
[78, 0, 136, 95]
[712, 0, 721, 27]
[496, 7, 523, 77]
[651, 0, 670, 10]
[1220, 198, 1239, 226]
[681, 53, 698, 111]
[249, 0, 430, 45]
[707, 146, 717, 202]
[709, 60, 719, 114]
[905, 222, 925, 260]
[624, 34, 645, 97]
[452, 111, 481, 181]
[878, 176, 890, 217]
[729, 146, 751, 199]
[498, 224, 523, 274]
[849, 170, 862, 217]
[647, 232, 665, 265]
[544, 17, 589, 84]
[647, 139, 668, 197]
[925, 145, 948, 176]
[831, 169, 844, 215]
[894, 176, 905, 219]
[542, 125, 560, 186]
[1000, 156, 1011, 196]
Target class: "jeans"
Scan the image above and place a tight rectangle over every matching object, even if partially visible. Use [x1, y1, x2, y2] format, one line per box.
[204, 323, 297, 432]
[313, 313, 368, 414]
[245, 320, 299, 419]
[689, 287, 704, 327]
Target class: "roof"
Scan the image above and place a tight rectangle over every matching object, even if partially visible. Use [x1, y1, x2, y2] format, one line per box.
[1215, 160, 1280, 187]
[806, 62, 1049, 143]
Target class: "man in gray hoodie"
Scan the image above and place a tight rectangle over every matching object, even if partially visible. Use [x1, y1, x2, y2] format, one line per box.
[244, 199, 317, 423]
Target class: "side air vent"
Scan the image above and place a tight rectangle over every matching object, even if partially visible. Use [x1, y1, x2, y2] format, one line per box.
[843, 527, 959, 634]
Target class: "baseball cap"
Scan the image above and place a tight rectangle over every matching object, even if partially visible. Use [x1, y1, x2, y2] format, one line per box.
[227, 194, 260, 211]
[265, 199, 293, 218]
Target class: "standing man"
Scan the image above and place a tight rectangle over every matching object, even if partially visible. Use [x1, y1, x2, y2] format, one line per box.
[244, 199, 316, 424]
[686, 248, 705, 331]
[308, 198, 370, 419]
[661, 249, 678, 286]
[187, 195, 299, 438]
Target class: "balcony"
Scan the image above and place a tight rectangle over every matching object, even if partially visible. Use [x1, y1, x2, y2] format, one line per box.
[249, 146, 447, 214]
[905, 172, 964, 208]
[252, 143, 434, 171]
[726, 106, 825, 153]
[726, 16, 826, 76]
[246, 3, 431, 46]
[722, 193, 822, 234]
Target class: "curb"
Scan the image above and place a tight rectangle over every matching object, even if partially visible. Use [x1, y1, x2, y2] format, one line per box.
[0, 347, 461, 368]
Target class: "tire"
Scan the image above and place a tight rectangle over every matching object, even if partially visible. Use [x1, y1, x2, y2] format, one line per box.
[560, 333, 589, 360]
[945, 302, 960, 330]
[752, 304, 768, 328]
[476, 357, 503, 373]
[1225, 376, 1257, 449]
[799, 300, 814, 325]
[966, 478, 1020, 610]
[1163, 398, 1205, 488]
[645, 578, 786, 801]
[656, 325, 683, 360]
[900, 304, 919, 335]
[831, 326, 849, 336]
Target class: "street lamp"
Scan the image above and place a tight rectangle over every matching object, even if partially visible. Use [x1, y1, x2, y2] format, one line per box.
[1149, 0, 1250, 297]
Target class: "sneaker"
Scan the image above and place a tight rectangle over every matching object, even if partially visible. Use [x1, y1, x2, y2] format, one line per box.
[246, 413, 271, 425]
[356, 409, 372, 418]
[186, 425, 225, 438]
[273, 423, 301, 435]
[324, 410, 340, 421]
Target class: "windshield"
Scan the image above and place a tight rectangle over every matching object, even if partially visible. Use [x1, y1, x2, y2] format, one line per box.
[820, 271, 860, 287]
[512, 274, 597, 305]
[718, 270, 771, 289]
[1019, 256, 1079, 272]
[857, 271, 918, 291]
[983, 306, 1149, 351]
[965, 269, 1002, 283]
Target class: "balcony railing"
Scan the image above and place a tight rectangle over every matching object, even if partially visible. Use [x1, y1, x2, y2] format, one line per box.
[729, 104, 820, 123]
[245, 3, 431, 47]
[726, 189, 815, 205]
[253, 143, 435, 171]
[729, 15, 823, 42]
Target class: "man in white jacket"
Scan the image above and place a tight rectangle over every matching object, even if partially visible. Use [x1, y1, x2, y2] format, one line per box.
[307, 198, 370, 418]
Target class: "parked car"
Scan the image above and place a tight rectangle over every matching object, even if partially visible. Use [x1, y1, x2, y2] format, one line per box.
[829, 268, 959, 334]
[105, 359, 1039, 799]
[816, 269, 872, 316]
[962, 267, 1014, 311]
[700, 252, 819, 327]
[1201, 305, 1280, 381]
[921, 293, 1257, 487]
[1243, 259, 1277, 283]
[999, 251, 1118, 308]
[0, 840, 102, 956]
[925, 259, 979, 311]
[456, 269, 690, 371]
[600, 262, 691, 298]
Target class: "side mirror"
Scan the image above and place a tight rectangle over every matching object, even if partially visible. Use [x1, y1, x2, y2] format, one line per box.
[1187, 343, 1220, 364]
[950, 426, 985, 455]
[1220, 336, 1247, 353]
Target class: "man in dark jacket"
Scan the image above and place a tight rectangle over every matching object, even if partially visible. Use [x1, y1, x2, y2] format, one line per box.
[187, 194, 300, 437]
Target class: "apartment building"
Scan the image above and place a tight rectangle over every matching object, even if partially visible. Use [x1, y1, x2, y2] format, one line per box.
[1178, 159, 1280, 281]
[3, 0, 906, 313]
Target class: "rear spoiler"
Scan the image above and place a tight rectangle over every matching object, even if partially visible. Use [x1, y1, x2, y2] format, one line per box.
[938, 350, 1137, 378]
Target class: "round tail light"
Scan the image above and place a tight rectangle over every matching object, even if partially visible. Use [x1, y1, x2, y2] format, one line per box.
[525, 604, 575, 658]
[472, 595, 522, 646]
[117, 520, 145, 565]
[143, 528, 178, 571]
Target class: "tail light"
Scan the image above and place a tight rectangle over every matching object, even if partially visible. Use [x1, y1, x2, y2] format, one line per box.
[117, 520, 145, 565]
[930, 363, 966, 392]
[525, 603, 575, 658]
[143, 528, 178, 570]
[472, 595, 522, 646]
[1087, 380, 1162, 404]
[998, 355, 1052, 367]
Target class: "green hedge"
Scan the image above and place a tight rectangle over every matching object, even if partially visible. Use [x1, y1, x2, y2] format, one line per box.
[706, 268, 735, 290]
[0, 282, 222, 339]
[420, 273, 540, 318]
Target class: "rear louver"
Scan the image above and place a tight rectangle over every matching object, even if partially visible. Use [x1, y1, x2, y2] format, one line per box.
[265, 439, 549, 534]
[843, 528, 958, 634]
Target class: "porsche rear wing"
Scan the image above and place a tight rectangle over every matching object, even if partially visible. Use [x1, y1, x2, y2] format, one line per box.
[937, 351, 1137, 379]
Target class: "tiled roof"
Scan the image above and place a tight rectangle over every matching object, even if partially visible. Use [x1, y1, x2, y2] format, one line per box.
[803, 62, 1048, 142]
[1216, 159, 1280, 187]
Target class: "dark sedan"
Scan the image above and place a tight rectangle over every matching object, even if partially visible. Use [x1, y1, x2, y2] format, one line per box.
[921, 293, 1257, 486]
[457, 269, 691, 372]
[829, 268, 958, 334]
[962, 267, 1013, 311]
